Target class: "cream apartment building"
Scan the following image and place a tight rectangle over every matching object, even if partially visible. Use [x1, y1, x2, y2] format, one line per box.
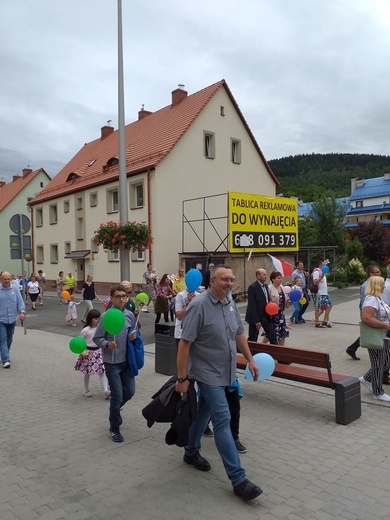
[29, 80, 279, 293]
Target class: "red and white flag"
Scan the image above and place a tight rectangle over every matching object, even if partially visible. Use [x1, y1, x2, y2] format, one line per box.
[267, 254, 293, 277]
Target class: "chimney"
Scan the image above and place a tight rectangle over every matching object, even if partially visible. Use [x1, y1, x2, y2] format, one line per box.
[101, 125, 114, 140]
[22, 168, 33, 178]
[351, 177, 364, 193]
[171, 87, 188, 106]
[138, 105, 153, 120]
[0, 181, 5, 188]
[384, 172, 390, 181]
[13, 175, 22, 182]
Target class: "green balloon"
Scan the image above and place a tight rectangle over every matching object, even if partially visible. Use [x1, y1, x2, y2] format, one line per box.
[69, 336, 87, 354]
[102, 308, 125, 335]
[135, 292, 149, 306]
[126, 299, 135, 312]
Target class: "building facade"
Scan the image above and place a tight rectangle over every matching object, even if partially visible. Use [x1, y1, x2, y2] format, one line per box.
[0, 168, 51, 275]
[29, 80, 279, 293]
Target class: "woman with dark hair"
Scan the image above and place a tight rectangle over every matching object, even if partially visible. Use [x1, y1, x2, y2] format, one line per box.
[80, 274, 99, 323]
[155, 273, 175, 323]
[262, 271, 290, 346]
[26, 275, 40, 310]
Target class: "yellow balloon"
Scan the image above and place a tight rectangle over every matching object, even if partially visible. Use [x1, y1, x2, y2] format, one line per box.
[299, 297, 307, 305]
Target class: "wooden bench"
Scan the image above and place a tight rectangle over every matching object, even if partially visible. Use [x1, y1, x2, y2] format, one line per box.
[237, 341, 361, 425]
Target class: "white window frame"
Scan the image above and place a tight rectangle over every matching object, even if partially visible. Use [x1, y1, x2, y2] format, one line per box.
[36, 245, 44, 264]
[204, 131, 215, 159]
[76, 217, 83, 240]
[65, 241, 71, 254]
[107, 188, 119, 213]
[50, 244, 59, 264]
[231, 138, 241, 164]
[36, 208, 43, 227]
[108, 250, 120, 262]
[131, 249, 145, 262]
[49, 204, 58, 225]
[76, 197, 83, 210]
[90, 192, 98, 207]
[130, 182, 144, 209]
[64, 200, 70, 213]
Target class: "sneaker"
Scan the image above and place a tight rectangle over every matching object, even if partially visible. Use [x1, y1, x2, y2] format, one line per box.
[359, 376, 372, 393]
[235, 439, 247, 454]
[300, 318, 306, 323]
[109, 427, 123, 443]
[105, 391, 111, 400]
[3, 361, 10, 369]
[82, 390, 92, 398]
[373, 393, 390, 402]
[203, 425, 214, 437]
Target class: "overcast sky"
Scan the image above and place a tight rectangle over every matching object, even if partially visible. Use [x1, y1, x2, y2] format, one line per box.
[1, 0, 390, 182]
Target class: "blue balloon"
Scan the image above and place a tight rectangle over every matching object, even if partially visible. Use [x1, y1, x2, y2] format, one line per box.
[289, 289, 302, 303]
[322, 265, 329, 274]
[253, 352, 275, 380]
[185, 269, 202, 292]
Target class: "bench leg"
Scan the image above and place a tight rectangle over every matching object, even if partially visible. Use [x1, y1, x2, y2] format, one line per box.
[334, 377, 361, 425]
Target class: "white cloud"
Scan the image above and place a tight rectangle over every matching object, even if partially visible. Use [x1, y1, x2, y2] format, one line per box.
[0, 0, 389, 181]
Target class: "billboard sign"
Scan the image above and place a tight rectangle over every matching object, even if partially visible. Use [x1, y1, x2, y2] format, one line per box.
[228, 192, 299, 253]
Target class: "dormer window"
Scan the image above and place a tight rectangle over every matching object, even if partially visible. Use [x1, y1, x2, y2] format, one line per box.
[106, 157, 119, 167]
[66, 173, 79, 182]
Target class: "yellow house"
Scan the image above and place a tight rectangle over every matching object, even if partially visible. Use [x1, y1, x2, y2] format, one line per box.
[29, 80, 278, 293]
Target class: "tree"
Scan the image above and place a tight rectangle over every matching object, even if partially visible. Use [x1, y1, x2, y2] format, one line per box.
[311, 197, 347, 252]
[298, 217, 317, 247]
[349, 221, 390, 263]
[345, 236, 365, 263]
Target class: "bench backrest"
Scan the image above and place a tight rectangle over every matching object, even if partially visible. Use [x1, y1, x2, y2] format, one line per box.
[247, 341, 332, 370]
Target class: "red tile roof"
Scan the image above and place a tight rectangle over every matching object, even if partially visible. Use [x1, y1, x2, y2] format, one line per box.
[0, 168, 50, 212]
[30, 80, 278, 205]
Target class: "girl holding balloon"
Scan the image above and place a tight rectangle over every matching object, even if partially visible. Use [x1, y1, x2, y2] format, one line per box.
[263, 271, 290, 345]
[66, 294, 80, 326]
[74, 309, 110, 399]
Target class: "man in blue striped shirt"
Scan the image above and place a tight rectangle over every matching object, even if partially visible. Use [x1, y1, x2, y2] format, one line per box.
[0, 271, 26, 368]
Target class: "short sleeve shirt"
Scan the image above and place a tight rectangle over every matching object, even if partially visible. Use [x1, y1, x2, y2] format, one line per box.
[181, 289, 244, 386]
[313, 269, 327, 296]
[363, 296, 390, 339]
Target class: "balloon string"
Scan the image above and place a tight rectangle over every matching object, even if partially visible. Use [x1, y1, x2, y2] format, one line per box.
[112, 335, 115, 362]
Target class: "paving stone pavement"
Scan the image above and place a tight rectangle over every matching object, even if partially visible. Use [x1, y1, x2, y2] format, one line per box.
[1, 291, 389, 520]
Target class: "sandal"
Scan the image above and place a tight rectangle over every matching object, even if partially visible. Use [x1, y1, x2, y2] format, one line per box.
[315, 322, 323, 328]
[322, 322, 333, 328]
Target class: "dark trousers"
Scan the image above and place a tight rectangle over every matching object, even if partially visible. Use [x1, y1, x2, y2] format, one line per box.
[299, 289, 310, 320]
[347, 337, 360, 354]
[225, 387, 240, 441]
[155, 312, 169, 323]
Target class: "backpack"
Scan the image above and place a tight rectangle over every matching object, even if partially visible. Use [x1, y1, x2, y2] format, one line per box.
[309, 268, 321, 295]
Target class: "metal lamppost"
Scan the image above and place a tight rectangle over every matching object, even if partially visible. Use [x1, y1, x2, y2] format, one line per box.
[117, 0, 130, 281]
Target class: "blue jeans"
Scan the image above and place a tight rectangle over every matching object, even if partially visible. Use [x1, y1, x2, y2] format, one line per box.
[291, 302, 301, 322]
[185, 382, 246, 486]
[104, 362, 135, 428]
[0, 322, 16, 364]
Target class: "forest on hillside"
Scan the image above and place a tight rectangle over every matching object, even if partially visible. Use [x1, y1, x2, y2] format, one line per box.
[268, 153, 390, 201]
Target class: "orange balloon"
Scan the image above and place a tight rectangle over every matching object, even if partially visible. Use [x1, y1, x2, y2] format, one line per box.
[265, 302, 279, 316]
[61, 290, 70, 300]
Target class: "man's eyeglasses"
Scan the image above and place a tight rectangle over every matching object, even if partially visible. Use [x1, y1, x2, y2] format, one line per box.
[113, 294, 128, 300]
[216, 277, 236, 283]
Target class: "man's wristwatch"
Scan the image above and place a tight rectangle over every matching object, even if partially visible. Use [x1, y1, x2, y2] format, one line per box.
[177, 376, 188, 383]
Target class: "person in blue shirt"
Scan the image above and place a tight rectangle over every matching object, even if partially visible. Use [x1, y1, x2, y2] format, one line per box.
[0, 271, 26, 368]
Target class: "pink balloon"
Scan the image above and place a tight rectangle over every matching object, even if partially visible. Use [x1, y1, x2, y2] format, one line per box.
[283, 285, 292, 294]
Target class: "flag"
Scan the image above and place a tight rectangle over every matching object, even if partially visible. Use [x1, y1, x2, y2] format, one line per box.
[267, 254, 294, 277]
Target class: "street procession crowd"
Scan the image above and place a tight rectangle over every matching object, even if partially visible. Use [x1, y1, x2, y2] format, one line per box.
[1, 256, 390, 503]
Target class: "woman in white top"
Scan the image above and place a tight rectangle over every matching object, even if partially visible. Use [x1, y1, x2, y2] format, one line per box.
[360, 276, 390, 402]
[27, 275, 40, 310]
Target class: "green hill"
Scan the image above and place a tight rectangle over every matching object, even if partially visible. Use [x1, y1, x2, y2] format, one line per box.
[268, 153, 390, 201]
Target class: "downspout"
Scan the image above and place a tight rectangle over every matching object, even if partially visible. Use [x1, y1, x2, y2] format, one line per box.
[30, 206, 35, 274]
[147, 168, 152, 266]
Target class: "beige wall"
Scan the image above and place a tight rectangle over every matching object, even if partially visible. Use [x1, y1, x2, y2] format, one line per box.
[149, 88, 276, 275]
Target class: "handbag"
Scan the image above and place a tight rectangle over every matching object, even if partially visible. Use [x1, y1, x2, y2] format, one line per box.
[359, 303, 383, 349]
